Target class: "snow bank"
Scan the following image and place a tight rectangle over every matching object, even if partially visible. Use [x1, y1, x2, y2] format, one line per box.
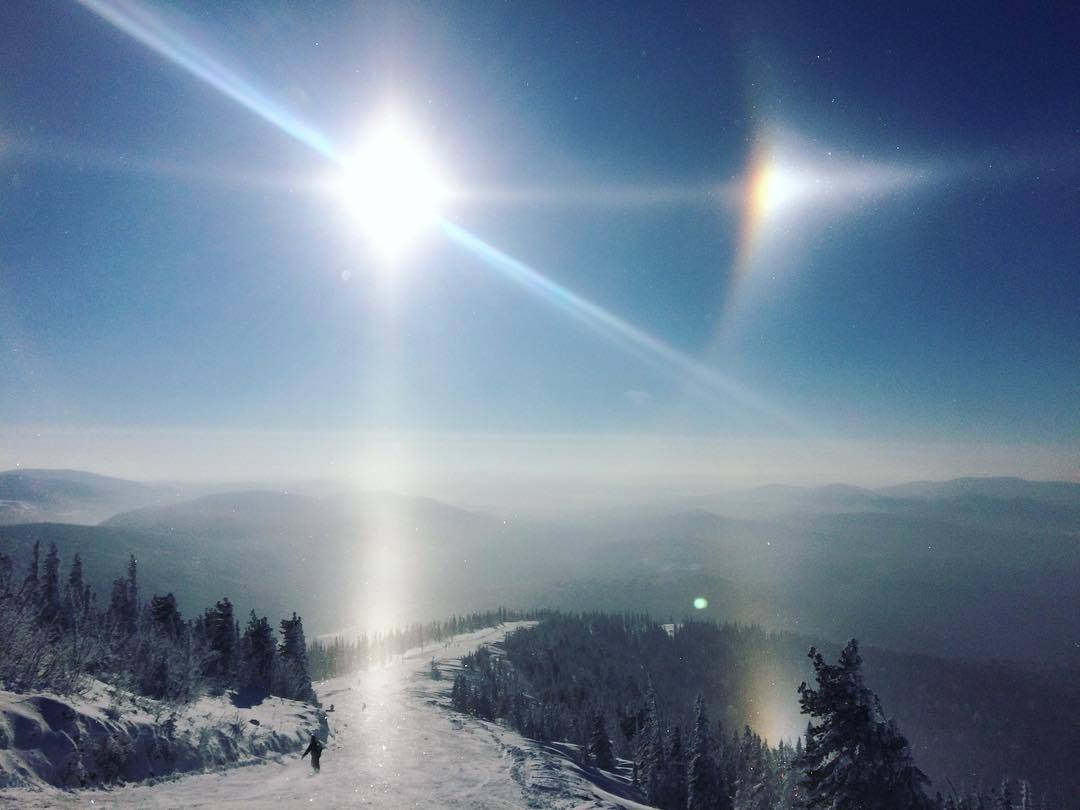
[0, 681, 325, 790]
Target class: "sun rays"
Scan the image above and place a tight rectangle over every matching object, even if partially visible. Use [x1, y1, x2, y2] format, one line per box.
[70, 0, 937, 438]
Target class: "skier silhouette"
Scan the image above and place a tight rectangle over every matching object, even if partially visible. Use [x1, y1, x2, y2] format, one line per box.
[301, 734, 324, 773]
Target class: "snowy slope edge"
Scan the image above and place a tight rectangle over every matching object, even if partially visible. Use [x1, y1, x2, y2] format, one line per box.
[0, 680, 325, 790]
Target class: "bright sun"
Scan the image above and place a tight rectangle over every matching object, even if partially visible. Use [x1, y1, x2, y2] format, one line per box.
[337, 113, 446, 262]
[750, 159, 814, 219]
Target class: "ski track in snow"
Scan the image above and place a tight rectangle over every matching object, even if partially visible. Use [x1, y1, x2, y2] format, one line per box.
[1, 622, 651, 809]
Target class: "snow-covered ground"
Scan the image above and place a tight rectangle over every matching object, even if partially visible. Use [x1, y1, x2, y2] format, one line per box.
[0, 680, 322, 792]
[1, 622, 652, 809]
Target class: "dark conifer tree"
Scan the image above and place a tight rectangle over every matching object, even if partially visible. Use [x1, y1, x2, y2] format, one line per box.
[126, 555, 138, 611]
[688, 696, 719, 810]
[39, 543, 61, 629]
[666, 725, 688, 810]
[149, 594, 183, 641]
[238, 611, 276, 697]
[276, 612, 316, 702]
[202, 598, 237, 684]
[63, 553, 84, 626]
[637, 683, 666, 807]
[993, 778, 1013, 810]
[588, 712, 615, 770]
[796, 640, 932, 809]
[22, 540, 40, 606]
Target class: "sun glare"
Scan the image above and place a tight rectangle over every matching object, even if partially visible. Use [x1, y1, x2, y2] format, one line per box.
[750, 159, 814, 220]
[337, 113, 446, 262]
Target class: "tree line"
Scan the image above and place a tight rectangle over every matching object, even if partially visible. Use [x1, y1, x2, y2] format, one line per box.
[0, 542, 315, 705]
[306, 608, 539, 680]
[449, 613, 1047, 809]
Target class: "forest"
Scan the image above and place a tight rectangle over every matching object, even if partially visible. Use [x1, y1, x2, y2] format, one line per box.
[450, 614, 1052, 809]
[306, 607, 537, 680]
[0, 542, 315, 705]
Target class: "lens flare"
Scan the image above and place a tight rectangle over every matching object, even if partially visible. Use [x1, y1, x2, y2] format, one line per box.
[76, 0, 339, 161]
[440, 219, 802, 431]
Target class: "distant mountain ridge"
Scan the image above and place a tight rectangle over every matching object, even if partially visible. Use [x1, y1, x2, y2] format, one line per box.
[0, 469, 344, 526]
[877, 476, 1080, 504]
[0, 468, 169, 525]
[0, 469, 1076, 664]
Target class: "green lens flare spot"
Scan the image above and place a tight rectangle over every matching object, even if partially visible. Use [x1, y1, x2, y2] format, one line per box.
[693, 597, 708, 610]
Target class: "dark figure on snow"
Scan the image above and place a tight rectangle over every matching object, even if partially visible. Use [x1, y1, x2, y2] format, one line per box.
[301, 735, 324, 772]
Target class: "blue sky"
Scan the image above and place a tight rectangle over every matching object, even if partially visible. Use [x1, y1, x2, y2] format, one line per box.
[1, 1, 1077, 485]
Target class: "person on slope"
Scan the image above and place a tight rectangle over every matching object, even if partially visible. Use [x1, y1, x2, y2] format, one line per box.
[301, 734, 325, 773]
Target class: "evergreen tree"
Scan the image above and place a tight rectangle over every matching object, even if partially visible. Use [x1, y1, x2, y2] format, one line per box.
[22, 540, 40, 605]
[238, 611, 276, 697]
[135, 593, 186, 698]
[1018, 779, 1033, 810]
[276, 612, 316, 702]
[666, 725, 688, 810]
[637, 683, 666, 806]
[796, 640, 932, 809]
[108, 555, 139, 639]
[451, 672, 468, 711]
[750, 746, 778, 810]
[733, 727, 760, 810]
[126, 555, 138, 612]
[63, 553, 84, 626]
[201, 598, 237, 686]
[994, 778, 1013, 810]
[149, 593, 183, 641]
[39, 543, 61, 629]
[687, 696, 719, 810]
[777, 739, 804, 810]
[588, 712, 615, 770]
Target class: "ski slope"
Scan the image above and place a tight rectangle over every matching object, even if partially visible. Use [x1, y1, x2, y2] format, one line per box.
[2, 622, 651, 809]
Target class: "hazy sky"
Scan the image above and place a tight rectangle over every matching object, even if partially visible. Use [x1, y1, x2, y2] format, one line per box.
[1, 1, 1077, 486]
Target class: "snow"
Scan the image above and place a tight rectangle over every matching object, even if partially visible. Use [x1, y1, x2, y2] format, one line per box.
[0, 679, 321, 792]
[0, 623, 653, 808]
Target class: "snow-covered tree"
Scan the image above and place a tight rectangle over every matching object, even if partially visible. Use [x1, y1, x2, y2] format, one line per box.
[39, 543, 61, 630]
[276, 612, 316, 703]
[238, 611, 276, 697]
[22, 540, 40, 606]
[796, 639, 932, 809]
[666, 725, 688, 810]
[201, 598, 237, 685]
[589, 712, 615, 770]
[637, 683, 666, 806]
[687, 696, 719, 810]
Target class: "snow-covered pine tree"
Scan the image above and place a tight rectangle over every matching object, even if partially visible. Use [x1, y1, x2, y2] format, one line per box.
[1018, 779, 1033, 810]
[733, 726, 758, 810]
[126, 555, 138, 613]
[637, 683, 666, 806]
[276, 612, 316, 703]
[687, 696, 719, 810]
[994, 777, 1013, 810]
[63, 553, 83, 626]
[238, 611, 276, 697]
[776, 738, 804, 810]
[588, 712, 615, 770]
[750, 744, 778, 810]
[796, 639, 932, 809]
[39, 543, 61, 633]
[201, 598, 237, 687]
[22, 540, 40, 607]
[451, 672, 468, 711]
[666, 725, 688, 809]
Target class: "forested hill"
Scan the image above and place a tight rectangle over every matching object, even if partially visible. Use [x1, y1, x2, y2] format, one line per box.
[454, 613, 1077, 806]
